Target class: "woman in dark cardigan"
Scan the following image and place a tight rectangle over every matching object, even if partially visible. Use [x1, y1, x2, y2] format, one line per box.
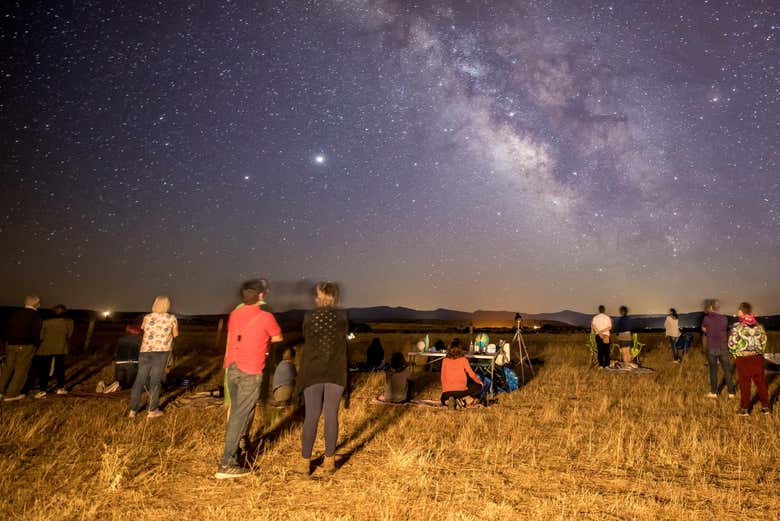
[296, 282, 348, 476]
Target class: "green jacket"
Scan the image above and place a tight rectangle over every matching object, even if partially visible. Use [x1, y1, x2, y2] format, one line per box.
[38, 318, 74, 355]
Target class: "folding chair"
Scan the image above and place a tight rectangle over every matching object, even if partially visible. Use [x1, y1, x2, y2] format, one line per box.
[612, 333, 645, 364]
[630, 333, 645, 364]
[586, 333, 598, 366]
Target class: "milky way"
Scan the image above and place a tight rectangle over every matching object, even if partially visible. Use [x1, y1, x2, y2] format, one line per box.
[1, 1, 778, 315]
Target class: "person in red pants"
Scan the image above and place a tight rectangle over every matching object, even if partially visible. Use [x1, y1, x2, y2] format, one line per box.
[728, 302, 769, 416]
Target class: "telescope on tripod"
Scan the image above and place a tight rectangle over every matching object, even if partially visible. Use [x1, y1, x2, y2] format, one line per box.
[512, 313, 534, 384]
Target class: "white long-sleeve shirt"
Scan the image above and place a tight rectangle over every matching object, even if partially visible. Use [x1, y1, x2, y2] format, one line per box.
[664, 316, 680, 337]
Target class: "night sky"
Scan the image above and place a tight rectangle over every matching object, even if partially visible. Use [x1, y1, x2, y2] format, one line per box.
[1, 1, 778, 315]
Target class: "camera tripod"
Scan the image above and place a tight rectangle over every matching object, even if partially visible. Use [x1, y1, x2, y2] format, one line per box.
[512, 319, 534, 384]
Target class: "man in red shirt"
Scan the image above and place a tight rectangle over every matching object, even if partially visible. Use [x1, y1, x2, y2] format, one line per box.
[216, 279, 283, 479]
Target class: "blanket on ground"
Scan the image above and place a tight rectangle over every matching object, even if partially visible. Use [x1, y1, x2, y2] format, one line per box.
[603, 362, 655, 374]
[370, 397, 444, 408]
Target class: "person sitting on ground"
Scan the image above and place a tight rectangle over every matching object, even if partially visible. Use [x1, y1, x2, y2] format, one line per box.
[272, 347, 297, 406]
[664, 308, 682, 363]
[615, 306, 633, 364]
[728, 302, 769, 416]
[112, 325, 142, 390]
[34, 304, 73, 398]
[440, 338, 483, 409]
[380, 352, 413, 403]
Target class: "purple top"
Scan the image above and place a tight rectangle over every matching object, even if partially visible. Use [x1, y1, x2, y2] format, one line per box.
[702, 312, 728, 353]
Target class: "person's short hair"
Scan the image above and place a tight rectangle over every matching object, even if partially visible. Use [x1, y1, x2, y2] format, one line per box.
[240, 279, 269, 305]
[151, 295, 171, 314]
[739, 302, 752, 315]
[24, 294, 40, 308]
[619, 305, 628, 315]
[282, 347, 295, 360]
[390, 351, 407, 371]
[669, 308, 678, 319]
[598, 305, 605, 313]
[52, 304, 67, 315]
[704, 299, 720, 312]
[315, 281, 339, 307]
[446, 338, 464, 359]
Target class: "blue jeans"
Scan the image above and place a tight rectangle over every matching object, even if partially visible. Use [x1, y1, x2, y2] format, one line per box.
[128, 351, 169, 412]
[668, 336, 681, 361]
[220, 363, 262, 468]
[707, 351, 735, 394]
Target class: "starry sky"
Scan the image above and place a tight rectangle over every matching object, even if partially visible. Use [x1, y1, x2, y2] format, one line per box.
[1, 1, 778, 315]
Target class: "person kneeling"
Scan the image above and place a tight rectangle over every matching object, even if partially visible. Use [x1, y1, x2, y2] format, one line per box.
[440, 339, 482, 409]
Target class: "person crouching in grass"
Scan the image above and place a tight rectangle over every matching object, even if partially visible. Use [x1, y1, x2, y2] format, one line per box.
[440, 338, 483, 410]
[728, 302, 769, 416]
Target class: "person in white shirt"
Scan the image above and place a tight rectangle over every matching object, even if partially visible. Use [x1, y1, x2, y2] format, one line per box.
[664, 308, 682, 363]
[591, 305, 613, 368]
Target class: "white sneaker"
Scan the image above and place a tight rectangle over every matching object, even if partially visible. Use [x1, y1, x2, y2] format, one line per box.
[34, 391, 47, 399]
[55, 388, 68, 395]
[3, 394, 25, 402]
[706, 392, 718, 398]
[103, 381, 120, 393]
[95, 381, 105, 393]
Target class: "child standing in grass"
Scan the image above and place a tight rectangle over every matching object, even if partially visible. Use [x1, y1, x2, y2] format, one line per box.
[440, 339, 482, 409]
[728, 302, 769, 416]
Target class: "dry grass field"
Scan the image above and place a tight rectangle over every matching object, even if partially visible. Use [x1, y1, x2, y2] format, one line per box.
[1, 330, 779, 520]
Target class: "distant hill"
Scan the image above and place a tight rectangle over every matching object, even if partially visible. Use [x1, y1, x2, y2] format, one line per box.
[2, 306, 777, 330]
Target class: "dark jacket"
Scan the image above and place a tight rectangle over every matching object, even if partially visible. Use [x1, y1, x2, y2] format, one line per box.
[298, 307, 348, 390]
[4, 308, 43, 346]
[115, 334, 142, 362]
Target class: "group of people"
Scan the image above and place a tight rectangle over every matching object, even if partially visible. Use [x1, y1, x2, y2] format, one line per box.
[3, 289, 772, 483]
[591, 300, 770, 415]
[0, 296, 73, 401]
[214, 279, 348, 479]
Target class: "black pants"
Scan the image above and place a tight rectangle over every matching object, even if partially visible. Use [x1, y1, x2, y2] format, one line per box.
[596, 336, 611, 367]
[440, 381, 482, 405]
[115, 363, 138, 389]
[35, 354, 66, 390]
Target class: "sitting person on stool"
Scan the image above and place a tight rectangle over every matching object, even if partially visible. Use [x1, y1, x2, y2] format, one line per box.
[440, 339, 482, 409]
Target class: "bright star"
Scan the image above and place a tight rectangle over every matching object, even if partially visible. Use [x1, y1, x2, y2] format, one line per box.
[314, 154, 325, 164]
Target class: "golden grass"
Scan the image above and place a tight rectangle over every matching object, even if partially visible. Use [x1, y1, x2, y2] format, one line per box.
[1, 332, 780, 520]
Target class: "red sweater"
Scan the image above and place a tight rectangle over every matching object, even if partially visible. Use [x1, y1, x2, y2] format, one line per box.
[441, 356, 481, 392]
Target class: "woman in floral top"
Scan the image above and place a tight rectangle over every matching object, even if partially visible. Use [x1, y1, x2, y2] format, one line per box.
[127, 295, 179, 418]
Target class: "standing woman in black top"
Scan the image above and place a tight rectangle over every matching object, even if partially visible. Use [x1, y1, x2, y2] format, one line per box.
[296, 282, 348, 476]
